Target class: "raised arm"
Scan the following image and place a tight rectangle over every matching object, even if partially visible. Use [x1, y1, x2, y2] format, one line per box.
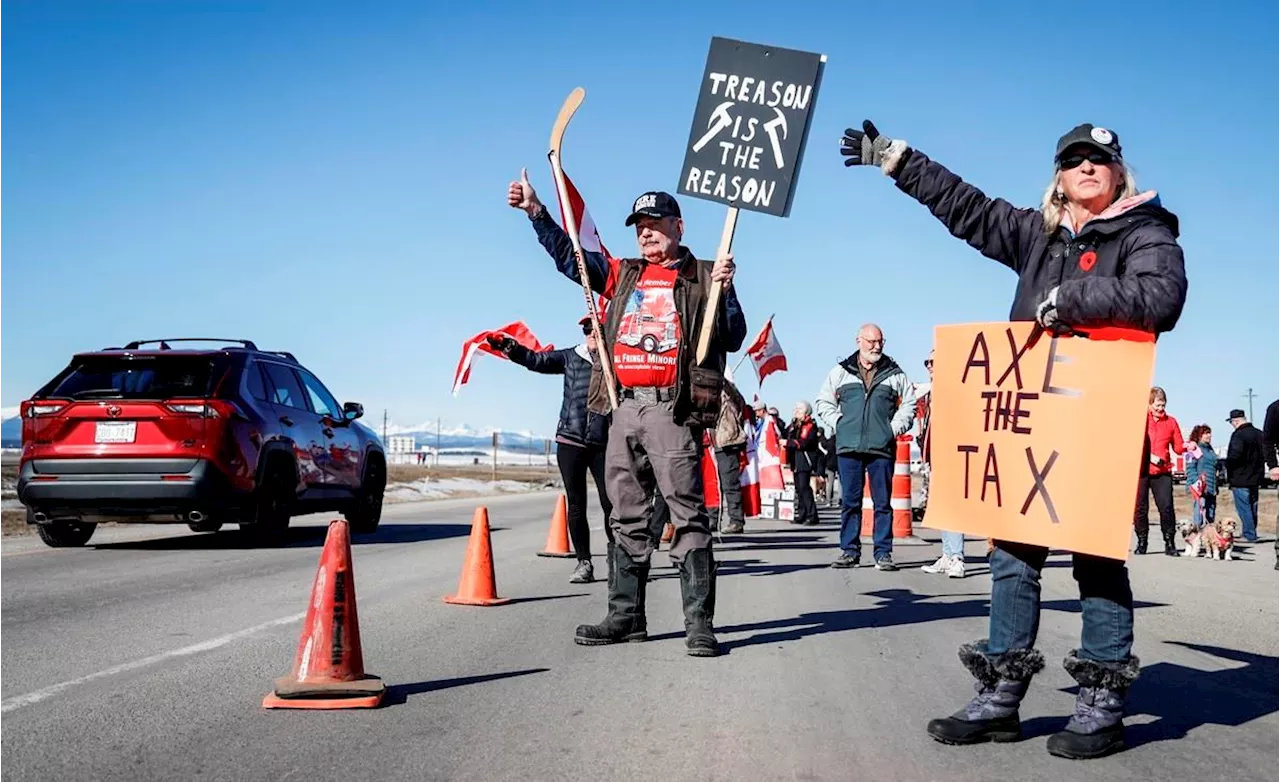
[504, 341, 570, 375]
[508, 168, 613, 295]
[841, 120, 1042, 272]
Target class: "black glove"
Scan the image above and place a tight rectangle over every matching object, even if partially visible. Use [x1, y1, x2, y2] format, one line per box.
[840, 120, 908, 174]
[486, 334, 516, 354]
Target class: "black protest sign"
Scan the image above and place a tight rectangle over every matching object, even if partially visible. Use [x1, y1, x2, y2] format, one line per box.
[677, 37, 825, 218]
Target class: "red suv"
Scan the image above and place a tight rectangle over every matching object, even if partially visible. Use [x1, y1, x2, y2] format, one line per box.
[17, 338, 386, 547]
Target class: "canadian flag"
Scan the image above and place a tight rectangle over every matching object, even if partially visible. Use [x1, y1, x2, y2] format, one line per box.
[756, 414, 786, 491]
[745, 317, 787, 385]
[550, 166, 612, 324]
[452, 321, 552, 396]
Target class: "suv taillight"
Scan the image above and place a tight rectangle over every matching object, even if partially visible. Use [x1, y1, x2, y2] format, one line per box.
[22, 400, 67, 417]
[164, 400, 242, 419]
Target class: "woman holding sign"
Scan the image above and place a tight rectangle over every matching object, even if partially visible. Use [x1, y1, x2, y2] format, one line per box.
[840, 121, 1186, 759]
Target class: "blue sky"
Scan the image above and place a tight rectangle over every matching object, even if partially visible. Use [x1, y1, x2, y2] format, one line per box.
[4, 0, 1277, 437]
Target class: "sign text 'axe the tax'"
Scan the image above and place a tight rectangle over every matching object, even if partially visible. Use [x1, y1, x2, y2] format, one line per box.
[678, 37, 826, 217]
[680, 36, 825, 363]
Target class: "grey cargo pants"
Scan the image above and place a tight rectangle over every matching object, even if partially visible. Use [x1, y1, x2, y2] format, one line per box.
[606, 396, 713, 564]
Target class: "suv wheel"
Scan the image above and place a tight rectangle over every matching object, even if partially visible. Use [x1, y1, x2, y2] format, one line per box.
[244, 460, 293, 544]
[32, 509, 97, 548]
[344, 460, 385, 535]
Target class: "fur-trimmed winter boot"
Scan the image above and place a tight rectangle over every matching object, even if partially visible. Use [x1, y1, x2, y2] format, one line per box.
[575, 543, 648, 645]
[927, 641, 1045, 744]
[678, 547, 719, 657]
[1046, 650, 1140, 759]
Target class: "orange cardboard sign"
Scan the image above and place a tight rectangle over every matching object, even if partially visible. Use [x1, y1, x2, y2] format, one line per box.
[924, 322, 1156, 560]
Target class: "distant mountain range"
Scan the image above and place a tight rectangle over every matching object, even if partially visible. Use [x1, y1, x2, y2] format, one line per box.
[0, 407, 548, 452]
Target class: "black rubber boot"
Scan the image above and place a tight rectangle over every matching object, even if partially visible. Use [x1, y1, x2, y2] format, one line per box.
[574, 543, 648, 645]
[1046, 651, 1140, 760]
[927, 641, 1045, 745]
[679, 548, 719, 657]
[1162, 530, 1178, 557]
[1133, 528, 1148, 555]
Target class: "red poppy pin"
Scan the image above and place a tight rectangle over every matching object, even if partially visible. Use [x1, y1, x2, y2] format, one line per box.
[1079, 250, 1098, 272]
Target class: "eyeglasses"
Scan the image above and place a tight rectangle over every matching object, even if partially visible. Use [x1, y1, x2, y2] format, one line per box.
[1058, 150, 1114, 170]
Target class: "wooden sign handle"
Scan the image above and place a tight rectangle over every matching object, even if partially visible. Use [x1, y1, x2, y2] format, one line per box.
[694, 206, 739, 365]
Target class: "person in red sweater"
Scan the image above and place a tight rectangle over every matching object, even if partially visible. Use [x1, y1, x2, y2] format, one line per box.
[1133, 386, 1185, 555]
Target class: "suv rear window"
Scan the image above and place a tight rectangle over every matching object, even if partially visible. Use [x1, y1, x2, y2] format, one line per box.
[36, 356, 224, 400]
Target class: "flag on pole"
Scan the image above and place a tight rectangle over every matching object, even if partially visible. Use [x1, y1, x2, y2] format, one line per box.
[548, 166, 613, 323]
[745, 317, 787, 385]
[452, 321, 552, 395]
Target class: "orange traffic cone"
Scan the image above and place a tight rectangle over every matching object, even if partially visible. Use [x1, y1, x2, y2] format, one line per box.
[443, 507, 511, 606]
[537, 494, 575, 558]
[263, 519, 385, 710]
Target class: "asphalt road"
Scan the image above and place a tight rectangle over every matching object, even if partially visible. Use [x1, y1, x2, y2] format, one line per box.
[2, 493, 1277, 781]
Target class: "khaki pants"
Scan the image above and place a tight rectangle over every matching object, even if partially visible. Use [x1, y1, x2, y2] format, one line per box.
[606, 397, 712, 564]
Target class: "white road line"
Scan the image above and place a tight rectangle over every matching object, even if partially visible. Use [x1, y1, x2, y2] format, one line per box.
[1, 612, 305, 714]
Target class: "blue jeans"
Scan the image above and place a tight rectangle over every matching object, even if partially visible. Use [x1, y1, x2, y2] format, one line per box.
[1192, 493, 1217, 528]
[988, 541, 1134, 663]
[838, 453, 893, 561]
[1233, 487, 1259, 540]
[942, 531, 965, 559]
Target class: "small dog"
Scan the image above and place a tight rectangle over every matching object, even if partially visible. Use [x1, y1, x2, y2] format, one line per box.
[1177, 518, 1202, 557]
[1201, 518, 1238, 561]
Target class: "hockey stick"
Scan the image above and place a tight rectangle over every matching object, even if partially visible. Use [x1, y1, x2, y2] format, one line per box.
[547, 87, 620, 412]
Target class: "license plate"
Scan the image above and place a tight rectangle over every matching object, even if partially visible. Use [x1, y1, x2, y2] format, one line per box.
[95, 421, 137, 444]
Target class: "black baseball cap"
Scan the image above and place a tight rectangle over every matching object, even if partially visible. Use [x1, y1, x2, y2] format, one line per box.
[1227, 408, 1246, 421]
[1055, 123, 1122, 163]
[624, 191, 681, 226]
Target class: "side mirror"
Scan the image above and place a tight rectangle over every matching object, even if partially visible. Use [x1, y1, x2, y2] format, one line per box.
[342, 402, 364, 422]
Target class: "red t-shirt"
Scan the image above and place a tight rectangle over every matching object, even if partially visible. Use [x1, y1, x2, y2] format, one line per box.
[1146, 412, 1185, 475]
[605, 261, 682, 389]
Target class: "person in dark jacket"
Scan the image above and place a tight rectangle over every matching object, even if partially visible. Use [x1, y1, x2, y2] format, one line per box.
[841, 120, 1186, 760]
[490, 316, 610, 584]
[1225, 408, 1266, 543]
[784, 402, 823, 526]
[1263, 399, 1278, 569]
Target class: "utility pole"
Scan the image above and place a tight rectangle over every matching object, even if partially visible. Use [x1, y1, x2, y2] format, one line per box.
[435, 417, 441, 468]
[1244, 388, 1257, 422]
[382, 409, 388, 444]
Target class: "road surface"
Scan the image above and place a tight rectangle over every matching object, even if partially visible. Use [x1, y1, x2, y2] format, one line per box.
[2, 493, 1276, 781]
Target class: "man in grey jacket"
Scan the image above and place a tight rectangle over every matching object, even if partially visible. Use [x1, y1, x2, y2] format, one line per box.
[815, 324, 916, 570]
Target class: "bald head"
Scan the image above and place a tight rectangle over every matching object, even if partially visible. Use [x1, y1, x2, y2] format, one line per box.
[856, 323, 885, 367]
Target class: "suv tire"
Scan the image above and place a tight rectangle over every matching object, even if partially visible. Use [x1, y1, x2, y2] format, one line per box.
[244, 459, 294, 544]
[345, 459, 385, 535]
[33, 510, 97, 548]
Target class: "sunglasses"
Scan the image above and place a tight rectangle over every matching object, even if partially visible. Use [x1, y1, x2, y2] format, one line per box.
[1058, 150, 1114, 170]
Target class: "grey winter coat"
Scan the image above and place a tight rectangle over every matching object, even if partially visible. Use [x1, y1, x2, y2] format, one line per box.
[815, 353, 916, 460]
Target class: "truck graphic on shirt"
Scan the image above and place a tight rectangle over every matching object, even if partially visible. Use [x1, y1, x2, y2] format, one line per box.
[617, 288, 679, 355]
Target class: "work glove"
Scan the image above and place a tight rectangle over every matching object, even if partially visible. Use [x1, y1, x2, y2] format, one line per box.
[486, 334, 516, 354]
[1034, 286, 1061, 329]
[840, 120, 909, 175]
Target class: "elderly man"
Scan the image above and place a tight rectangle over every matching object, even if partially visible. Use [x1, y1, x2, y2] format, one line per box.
[1225, 408, 1266, 543]
[815, 324, 916, 570]
[508, 173, 746, 658]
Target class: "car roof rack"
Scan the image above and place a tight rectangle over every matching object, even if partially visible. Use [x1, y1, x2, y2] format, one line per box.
[120, 338, 259, 351]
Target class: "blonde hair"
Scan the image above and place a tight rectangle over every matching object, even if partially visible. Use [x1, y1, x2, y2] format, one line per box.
[1040, 162, 1138, 234]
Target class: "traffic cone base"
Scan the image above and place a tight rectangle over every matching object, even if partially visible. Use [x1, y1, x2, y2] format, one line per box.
[262, 674, 386, 710]
[263, 519, 383, 710]
[444, 507, 510, 606]
[538, 494, 575, 558]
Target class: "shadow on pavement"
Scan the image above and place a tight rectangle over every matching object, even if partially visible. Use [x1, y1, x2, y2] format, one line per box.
[503, 593, 590, 606]
[702, 589, 1167, 651]
[383, 668, 550, 707]
[648, 558, 835, 581]
[91, 522, 480, 550]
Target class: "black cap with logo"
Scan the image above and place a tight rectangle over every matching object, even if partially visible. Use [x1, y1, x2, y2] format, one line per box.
[1055, 123, 1123, 163]
[624, 191, 682, 226]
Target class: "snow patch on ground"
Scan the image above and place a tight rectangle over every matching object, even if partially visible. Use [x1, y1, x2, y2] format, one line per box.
[383, 477, 548, 504]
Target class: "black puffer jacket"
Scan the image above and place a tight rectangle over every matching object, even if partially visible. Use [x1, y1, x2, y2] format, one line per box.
[507, 343, 609, 447]
[891, 149, 1187, 332]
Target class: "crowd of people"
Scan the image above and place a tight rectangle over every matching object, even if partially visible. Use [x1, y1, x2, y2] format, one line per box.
[493, 117, 1277, 760]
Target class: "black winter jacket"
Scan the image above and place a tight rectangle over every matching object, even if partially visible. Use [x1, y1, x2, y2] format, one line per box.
[1226, 423, 1266, 488]
[891, 149, 1187, 333]
[507, 343, 609, 447]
